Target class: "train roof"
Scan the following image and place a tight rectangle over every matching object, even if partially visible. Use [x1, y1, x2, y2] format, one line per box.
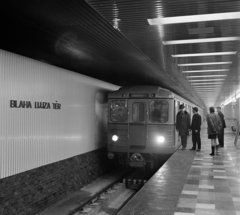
[108, 86, 174, 99]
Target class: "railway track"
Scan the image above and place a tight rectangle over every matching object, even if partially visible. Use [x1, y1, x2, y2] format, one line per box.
[69, 168, 155, 215]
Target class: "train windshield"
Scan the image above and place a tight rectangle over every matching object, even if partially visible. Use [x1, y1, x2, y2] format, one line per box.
[132, 102, 144, 123]
[149, 100, 169, 123]
[110, 100, 128, 122]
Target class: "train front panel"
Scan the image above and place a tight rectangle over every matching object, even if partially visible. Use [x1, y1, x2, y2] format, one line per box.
[107, 98, 177, 161]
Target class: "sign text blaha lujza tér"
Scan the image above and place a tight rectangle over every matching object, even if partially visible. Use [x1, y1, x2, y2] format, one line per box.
[10, 100, 61, 109]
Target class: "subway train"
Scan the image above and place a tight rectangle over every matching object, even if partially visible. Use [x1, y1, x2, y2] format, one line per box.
[107, 86, 203, 169]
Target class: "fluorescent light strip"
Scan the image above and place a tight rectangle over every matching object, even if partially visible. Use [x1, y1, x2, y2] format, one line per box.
[194, 88, 221, 90]
[191, 83, 223, 85]
[186, 75, 227, 78]
[188, 79, 225, 82]
[222, 91, 240, 106]
[197, 92, 219, 94]
[195, 90, 220, 92]
[193, 85, 221, 86]
[195, 88, 220, 90]
[194, 85, 221, 87]
[178, 62, 232, 66]
[195, 89, 220, 92]
[199, 96, 218, 98]
[196, 90, 219, 92]
[163, 37, 240, 45]
[147, 12, 240, 25]
[198, 94, 219, 95]
[172, 52, 236, 58]
[182, 69, 229, 73]
[197, 93, 219, 95]
[194, 86, 221, 89]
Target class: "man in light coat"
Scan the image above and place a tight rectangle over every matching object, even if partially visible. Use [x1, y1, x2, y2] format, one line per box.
[176, 104, 191, 150]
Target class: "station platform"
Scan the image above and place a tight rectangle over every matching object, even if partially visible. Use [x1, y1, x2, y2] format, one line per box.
[118, 122, 240, 215]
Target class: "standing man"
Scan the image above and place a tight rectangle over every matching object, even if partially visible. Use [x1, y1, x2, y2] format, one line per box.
[190, 107, 202, 151]
[176, 104, 191, 150]
[217, 106, 226, 147]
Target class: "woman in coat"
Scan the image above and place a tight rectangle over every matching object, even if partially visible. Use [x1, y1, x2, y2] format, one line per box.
[206, 107, 222, 156]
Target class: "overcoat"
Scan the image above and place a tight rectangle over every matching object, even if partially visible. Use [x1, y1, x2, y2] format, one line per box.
[191, 113, 202, 131]
[218, 111, 226, 129]
[176, 111, 191, 136]
[206, 113, 222, 135]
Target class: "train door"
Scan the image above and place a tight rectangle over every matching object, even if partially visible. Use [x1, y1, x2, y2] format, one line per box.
[174, 100, 181, 146]
[128, 100, 147, 147]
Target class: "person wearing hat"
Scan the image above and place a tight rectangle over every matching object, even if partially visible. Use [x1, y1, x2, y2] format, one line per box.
[189, 107, 202, 151]
[176, 104, 191, 150]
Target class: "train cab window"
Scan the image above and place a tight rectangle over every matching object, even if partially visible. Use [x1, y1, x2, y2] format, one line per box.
[149, 100, 169, 123]
[110, 100, 128, 122]
[132, 102, 144, 123]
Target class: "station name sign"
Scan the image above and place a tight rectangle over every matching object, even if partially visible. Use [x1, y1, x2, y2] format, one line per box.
[10, 100, 61, 109]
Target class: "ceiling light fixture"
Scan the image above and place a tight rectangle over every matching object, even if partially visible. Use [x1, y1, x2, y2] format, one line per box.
[182, 69, 229, 73]
[194, 87, 221, 89]
[188, 79, 225, 82]
[198, 95, 219, 97]
[163, 37, 240, 45]
[195, 87, 220, 88]
[222, 90, 240, 106]
[197, 93, 219, 94]
[197, 94, 219, 96]
[186, 75, 227, 78]
[172, 52, 236, 58]
[191, 83, 223, 85]
[178, 62, 232, 66]
[196, 90, 219, 92]
[147, 12, 240, 25]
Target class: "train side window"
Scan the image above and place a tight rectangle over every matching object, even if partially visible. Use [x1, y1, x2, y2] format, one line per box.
[110, 100, 128, 122]
[132, 102, 144, 123]
[149, 100, 169, 123]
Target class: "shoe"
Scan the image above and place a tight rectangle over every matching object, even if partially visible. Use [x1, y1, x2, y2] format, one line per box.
[196, 149, 200, 152]
[182, 147, 186, 150]
[189, 148, 196, 151]
[216, 144, 221, 148]
[209, 153, 214, 156]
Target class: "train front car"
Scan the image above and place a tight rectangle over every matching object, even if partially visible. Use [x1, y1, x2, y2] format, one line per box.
[107, 86, 179, 170]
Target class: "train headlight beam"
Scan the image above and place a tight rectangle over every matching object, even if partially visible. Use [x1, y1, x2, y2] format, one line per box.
[156, 136, 165, 144]
[112, 135, 118, 142]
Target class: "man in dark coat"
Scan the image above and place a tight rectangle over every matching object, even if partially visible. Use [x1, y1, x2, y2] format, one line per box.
[176, 104, 191, 150]
[217, 106, 226, 147]
[190, 107, 202, 151]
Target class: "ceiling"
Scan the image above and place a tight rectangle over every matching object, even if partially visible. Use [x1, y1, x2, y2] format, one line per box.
[1, 0, 240, 109]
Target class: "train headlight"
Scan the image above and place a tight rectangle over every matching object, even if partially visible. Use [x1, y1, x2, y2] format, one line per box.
[130, 153, 144, 161]
[156, 136, 165, 144]
[112, 135, 118, 141]
[108, 152, 115, 159]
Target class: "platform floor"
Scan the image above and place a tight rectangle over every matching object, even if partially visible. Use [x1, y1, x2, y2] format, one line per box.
[118, 122, 240, 215]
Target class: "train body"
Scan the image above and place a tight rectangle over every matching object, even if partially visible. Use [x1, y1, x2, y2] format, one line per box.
[107, 86, 203, 169]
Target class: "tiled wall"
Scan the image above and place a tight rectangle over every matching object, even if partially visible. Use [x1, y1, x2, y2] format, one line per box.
[0, 147, 117, 215]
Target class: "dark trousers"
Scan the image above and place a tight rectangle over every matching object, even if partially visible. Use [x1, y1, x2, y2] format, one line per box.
[218, 129, 224, 147]
[192, 131, 201, 150]
[181, 136, 187, 148]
